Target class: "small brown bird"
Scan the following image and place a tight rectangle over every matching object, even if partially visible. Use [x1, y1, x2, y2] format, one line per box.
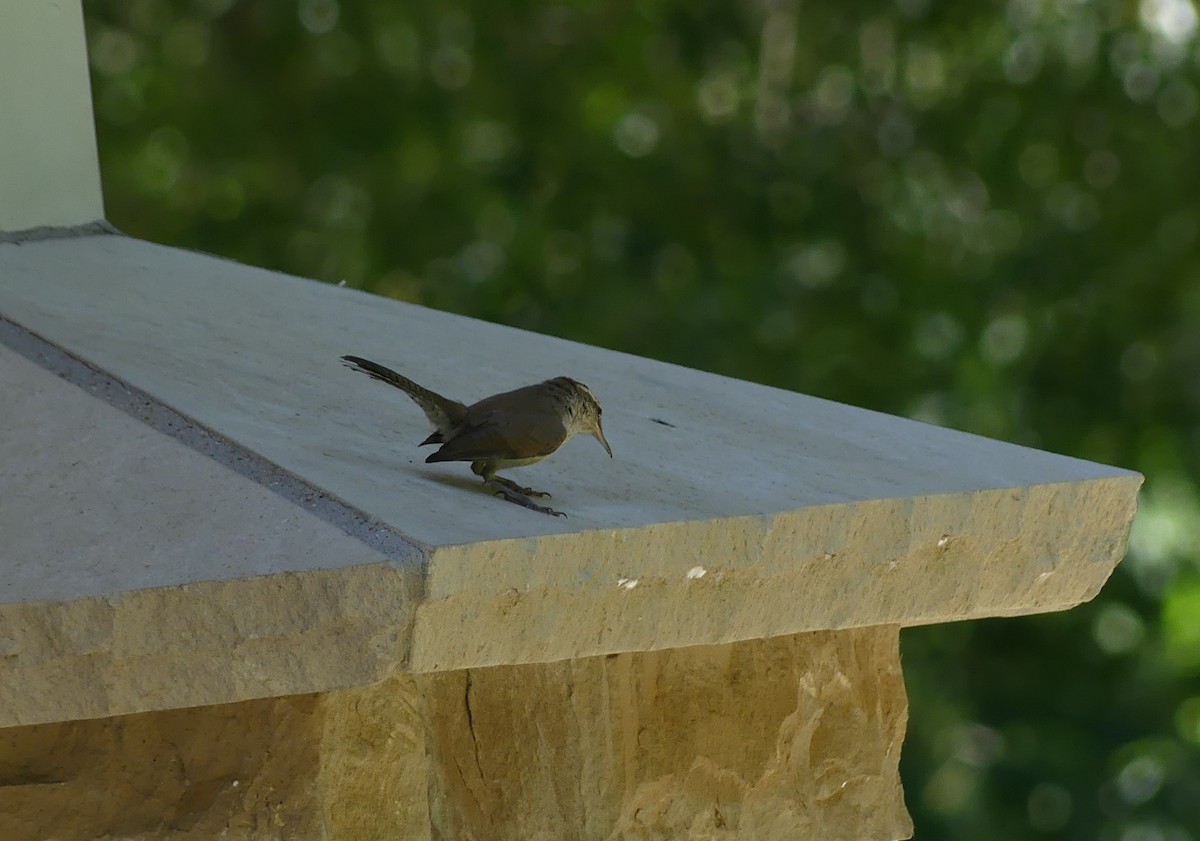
[341, 355, 611, 516]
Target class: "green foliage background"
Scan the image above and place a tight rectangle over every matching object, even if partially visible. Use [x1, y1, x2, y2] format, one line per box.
[84, 0, 1200, 836]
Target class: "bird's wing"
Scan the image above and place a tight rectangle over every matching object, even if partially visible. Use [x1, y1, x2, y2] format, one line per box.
[425, 411, 568, 463]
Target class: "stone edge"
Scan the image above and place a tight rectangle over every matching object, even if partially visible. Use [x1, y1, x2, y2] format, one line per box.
[409, 475, 1142, 671]
[0, 562, 422, 728]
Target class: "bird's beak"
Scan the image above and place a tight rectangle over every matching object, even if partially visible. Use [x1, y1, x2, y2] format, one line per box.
[594, 424, 612, 458]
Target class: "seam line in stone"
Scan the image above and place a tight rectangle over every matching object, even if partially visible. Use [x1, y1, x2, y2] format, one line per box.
[0, 312, 430, 569]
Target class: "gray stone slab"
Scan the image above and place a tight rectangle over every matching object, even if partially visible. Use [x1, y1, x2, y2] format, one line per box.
[0, 345, 412, 603]
[0, 234, 1135, 545]
[0, 344, 421, 726]
[0, 232, 1142, 699]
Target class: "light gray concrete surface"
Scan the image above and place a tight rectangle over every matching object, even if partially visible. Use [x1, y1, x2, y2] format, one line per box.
[0, 234, 1136, 545]
[0, 231, 1142, 707]
[0, 344, 414, 603]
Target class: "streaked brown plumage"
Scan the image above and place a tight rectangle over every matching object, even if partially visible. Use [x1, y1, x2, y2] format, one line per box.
[341, 355, 611, 516]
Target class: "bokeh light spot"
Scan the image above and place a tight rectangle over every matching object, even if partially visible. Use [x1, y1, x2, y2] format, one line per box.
[1027, 782, 1072, 831]
[614, 111, 660, 157]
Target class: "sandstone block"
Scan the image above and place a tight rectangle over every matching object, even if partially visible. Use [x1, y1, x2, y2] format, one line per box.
[1, 627, 909, 841]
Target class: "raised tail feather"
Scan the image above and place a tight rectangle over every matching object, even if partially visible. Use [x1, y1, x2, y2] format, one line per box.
[341, 355, 468, 438]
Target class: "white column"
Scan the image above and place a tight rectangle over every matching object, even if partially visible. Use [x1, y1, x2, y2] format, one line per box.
[0, 0, 104, 231]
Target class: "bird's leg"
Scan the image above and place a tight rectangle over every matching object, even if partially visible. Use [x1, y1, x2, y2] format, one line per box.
[483, 479, 566, 517]
[472, 462, 563, 516]
[490, 474, 551, 499]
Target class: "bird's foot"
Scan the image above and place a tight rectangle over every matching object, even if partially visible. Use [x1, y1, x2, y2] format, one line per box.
[492, 476, 551, 499]
[485, 480, 565, 517]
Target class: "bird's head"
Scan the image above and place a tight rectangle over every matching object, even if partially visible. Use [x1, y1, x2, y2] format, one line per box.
[563, 379, 612, 457]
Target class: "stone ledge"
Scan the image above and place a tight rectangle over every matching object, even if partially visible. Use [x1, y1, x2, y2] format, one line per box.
[0, 344, 421, 727]
[412, 477, 1136, 670]
[0, 564, 419, 728]
[0, 231, 1141, 726]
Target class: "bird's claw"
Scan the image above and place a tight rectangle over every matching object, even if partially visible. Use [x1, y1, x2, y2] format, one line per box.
[487, 481, 565, 517]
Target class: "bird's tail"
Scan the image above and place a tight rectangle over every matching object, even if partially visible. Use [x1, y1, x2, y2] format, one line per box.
[341, 355, 468, 436]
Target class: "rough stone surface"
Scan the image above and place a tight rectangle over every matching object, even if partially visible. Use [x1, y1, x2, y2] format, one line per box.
[318, 678, 432, 838]
[413, 477, 1137, 670]
[0, 562, 420, 728]
[0, 695, 324, 841]
[0, 627, 910, 841]
[415, 626, 910, 841]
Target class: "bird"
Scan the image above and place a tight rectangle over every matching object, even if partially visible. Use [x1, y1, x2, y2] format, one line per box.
[340, 355, 611, 517]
